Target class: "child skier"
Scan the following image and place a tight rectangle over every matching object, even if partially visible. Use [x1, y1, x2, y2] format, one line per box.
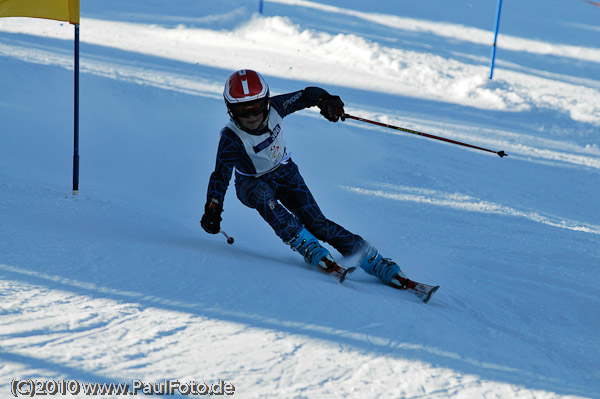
[201, 69, 408, 288]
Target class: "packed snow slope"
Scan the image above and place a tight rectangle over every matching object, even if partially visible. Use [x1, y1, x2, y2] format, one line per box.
[1, 0, 599, 398]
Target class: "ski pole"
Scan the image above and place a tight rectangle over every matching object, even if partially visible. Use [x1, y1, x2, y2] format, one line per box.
[344, 113, 507, 158]
[220, 229, 235, 245]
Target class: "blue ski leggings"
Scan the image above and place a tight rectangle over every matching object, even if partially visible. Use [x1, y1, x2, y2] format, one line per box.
[235, 161, 364, 257]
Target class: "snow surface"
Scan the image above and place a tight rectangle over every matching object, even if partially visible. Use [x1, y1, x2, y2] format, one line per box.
[1, 0, 599, 398]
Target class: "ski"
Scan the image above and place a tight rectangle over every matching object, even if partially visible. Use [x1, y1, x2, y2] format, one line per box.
[319, 258, 437, 300]
[333, 264, 356, 283]
[391, 276, 440, 304]
[321, 258, 356, 283]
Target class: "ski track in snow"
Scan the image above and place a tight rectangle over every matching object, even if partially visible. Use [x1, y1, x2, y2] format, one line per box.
[341, 183, 600, 235]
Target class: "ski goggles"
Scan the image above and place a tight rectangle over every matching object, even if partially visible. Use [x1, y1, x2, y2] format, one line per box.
[230, 98, 268, 118]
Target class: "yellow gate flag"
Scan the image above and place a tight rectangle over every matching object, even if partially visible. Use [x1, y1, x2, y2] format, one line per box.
[0, 0, 79, 24]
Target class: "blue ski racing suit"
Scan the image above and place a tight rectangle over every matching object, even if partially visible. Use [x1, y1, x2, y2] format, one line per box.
[204, 86, 402, 283]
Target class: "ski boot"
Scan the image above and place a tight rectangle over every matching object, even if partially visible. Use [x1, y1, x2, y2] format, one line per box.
[287, 227, 334, 270]
[287, 227, 356, 282]
[358, 243, 440, 302]
[359, 244, 409, 288]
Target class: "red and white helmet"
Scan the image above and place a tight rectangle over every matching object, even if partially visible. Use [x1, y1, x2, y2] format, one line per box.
[223, 70, 270, 127]
[223, 69, 269, 105]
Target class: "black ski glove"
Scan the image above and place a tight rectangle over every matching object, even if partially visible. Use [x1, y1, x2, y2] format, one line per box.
[200, 198, 223, 234]
[317, 94, 345, 122]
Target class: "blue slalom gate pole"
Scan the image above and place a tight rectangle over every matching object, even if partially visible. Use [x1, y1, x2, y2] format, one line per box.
[73, 23, 80, 194]
[259, 0, 264, 14]
[489, 0, 503, 79]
